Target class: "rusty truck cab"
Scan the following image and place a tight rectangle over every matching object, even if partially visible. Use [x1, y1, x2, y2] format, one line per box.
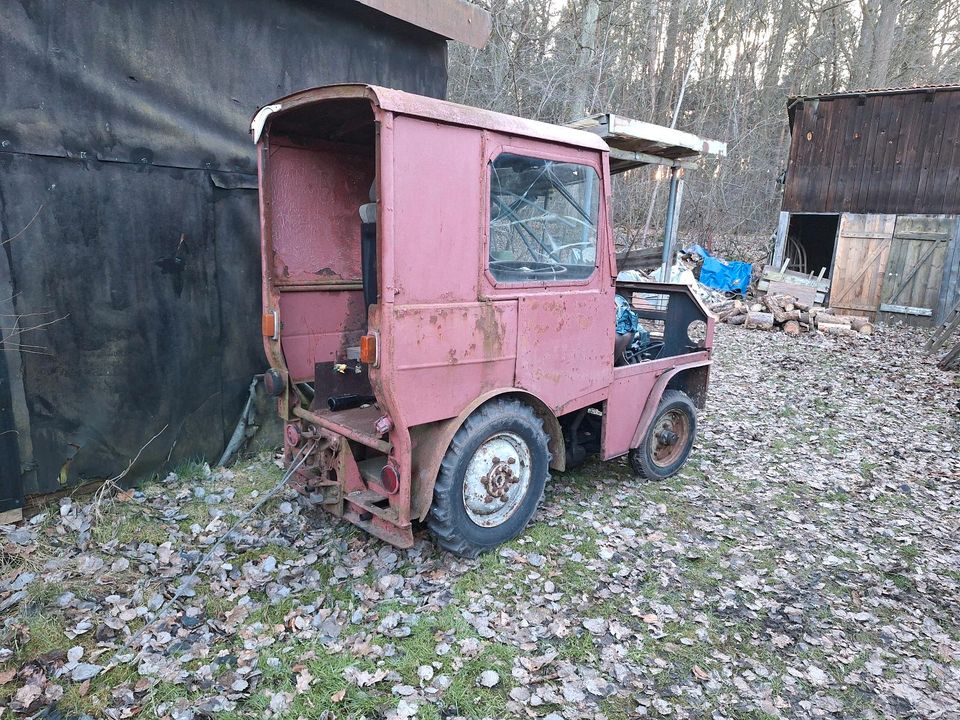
[253, 84, 713, 554]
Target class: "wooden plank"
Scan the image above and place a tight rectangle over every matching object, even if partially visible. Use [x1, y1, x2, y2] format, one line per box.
[767, 280, 818, 306]
[885, 94, 918, 213]
[879, 303, 933, 316]
[915, 95, 950, 212]
[884, 216, 954, 311]
[873, 95, 906, 212]
[927, 90, 960, 214]
[853, 97, 886, 212]
[936, 90, 960, 214]
[835, 95, 865, 211]
[927, 303, 960, 352]
[830, 213, 894, 313]
[0, 508, 23, 525]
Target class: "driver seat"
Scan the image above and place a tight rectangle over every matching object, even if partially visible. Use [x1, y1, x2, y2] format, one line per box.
[614, 332, 635, 366]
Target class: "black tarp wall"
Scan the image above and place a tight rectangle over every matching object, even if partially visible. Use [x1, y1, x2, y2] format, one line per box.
[0, 0, 448, 509]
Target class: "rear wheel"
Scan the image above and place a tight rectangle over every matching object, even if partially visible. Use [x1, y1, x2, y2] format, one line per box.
[629, 390, 697, 480]
[427, 399, 551, 557]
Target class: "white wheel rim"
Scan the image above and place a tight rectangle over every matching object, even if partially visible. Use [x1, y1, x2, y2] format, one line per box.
[462, 431, 532, 527]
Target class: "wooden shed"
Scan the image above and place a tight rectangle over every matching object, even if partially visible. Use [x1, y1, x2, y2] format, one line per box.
[773, 85, 960, 324]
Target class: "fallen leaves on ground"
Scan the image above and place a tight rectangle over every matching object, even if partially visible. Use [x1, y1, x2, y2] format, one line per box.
[1, 322, 959, 719]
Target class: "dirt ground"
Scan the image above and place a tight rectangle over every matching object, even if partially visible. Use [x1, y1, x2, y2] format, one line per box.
[2, 323, 959, 719]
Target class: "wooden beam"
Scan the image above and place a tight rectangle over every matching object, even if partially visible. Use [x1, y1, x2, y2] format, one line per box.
[349, 0, 492, 48]
[879, 303, 933, 316]
[607, 115, 727, 157]
[607, 148, 695, 172]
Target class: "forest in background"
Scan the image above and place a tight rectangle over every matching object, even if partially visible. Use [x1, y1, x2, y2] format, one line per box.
[448, 0, 960, 261]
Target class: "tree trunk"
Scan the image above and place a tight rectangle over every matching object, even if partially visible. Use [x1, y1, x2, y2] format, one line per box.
[866, 0, 903, 87]
[567, 0, 601, 121]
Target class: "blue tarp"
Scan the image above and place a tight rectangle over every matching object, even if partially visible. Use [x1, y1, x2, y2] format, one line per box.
[685, 245, 751, 296]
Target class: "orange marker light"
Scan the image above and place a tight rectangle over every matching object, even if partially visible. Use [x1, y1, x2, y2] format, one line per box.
[359, 333, 379, 366]
[262, 310, 278, 339]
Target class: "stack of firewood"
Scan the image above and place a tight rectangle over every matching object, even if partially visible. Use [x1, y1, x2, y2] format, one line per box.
[710, 294, 874, 336]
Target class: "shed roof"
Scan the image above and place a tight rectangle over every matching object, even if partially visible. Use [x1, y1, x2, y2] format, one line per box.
[567, 113, 727, 174]
[788, 83, 960, 103]
[252, 84, 609, 152]
[349, 0, 491, 48]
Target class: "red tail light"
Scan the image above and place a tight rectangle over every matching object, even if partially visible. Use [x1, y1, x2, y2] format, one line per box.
[380, 461, 400, 494]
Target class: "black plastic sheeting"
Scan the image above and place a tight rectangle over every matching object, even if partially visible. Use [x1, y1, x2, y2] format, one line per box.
[0, 0, 447, 506]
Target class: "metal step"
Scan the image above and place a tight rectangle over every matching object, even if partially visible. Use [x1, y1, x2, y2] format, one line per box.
[343, 509, 414, 548]
[344, 488, 400, 524]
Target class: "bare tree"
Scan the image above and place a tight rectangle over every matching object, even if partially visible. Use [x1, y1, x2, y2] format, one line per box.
[452, 0, 960, 252]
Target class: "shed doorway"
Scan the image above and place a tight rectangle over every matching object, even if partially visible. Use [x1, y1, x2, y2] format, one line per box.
[785, 214, 840, 277]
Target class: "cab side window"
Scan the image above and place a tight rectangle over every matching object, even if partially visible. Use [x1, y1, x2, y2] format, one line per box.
[488, 153, 600, 283]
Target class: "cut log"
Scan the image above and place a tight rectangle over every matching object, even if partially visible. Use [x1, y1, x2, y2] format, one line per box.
[783, 320, 801, 336]
[719, 307, 741, 321]
[817, 316, 851, 329]
[819, 322, 855, 336]
[783, 310, 801, 321]
[854, 320, 874, 335]
[795, 301, 812, 312]
[821, 313, 869, 325]
[727, 314, 747, 325]
[762, 296, 788, 324]
[749, 303, 764, 313]
[745, 311, 774, 330]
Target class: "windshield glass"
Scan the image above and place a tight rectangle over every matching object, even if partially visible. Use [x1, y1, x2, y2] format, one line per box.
[488, 153, 600, 282]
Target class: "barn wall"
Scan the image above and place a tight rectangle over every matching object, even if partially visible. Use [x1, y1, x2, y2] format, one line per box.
[0, 0, 448, 507]
[783, 89, 960, 215]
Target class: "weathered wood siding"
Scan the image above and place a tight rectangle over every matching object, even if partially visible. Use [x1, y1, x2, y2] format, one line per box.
[829, 214, 896, 318]
[783, 88, 960, 215]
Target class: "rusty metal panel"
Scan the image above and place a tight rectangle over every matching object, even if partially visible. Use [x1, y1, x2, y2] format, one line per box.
[258, 85, 609, 155]
[601, 364, 659, 458]
[266, 141, 373, 286]
[514, 292, 614, 412]
[389, 116, 483, 304]
[385, 302, 519, 427]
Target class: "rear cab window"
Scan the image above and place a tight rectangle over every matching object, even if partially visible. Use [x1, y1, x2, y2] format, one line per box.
[488, 153, 600, 283]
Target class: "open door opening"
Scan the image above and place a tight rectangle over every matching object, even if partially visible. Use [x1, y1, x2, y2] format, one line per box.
[785, 214, 840, 277]
[261, 97, 378, 411]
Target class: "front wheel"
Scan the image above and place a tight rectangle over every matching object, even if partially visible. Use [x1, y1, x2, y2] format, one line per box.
[629, 390, 697, 480]
[427, 399, 551, 557]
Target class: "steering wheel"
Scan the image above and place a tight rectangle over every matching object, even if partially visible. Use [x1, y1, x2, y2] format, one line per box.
[489, 260, 568, 275]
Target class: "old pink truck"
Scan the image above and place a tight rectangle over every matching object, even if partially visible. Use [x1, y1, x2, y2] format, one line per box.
[252, 85, 714, 556]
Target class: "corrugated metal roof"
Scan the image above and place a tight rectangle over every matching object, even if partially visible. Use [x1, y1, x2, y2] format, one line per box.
[252, 84, 609, 151]
[789, 83, 960, 103]
[349, 0, 491, 48]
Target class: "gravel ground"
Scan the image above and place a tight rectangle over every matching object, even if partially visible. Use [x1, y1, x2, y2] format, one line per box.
[2, 322, 959, 719]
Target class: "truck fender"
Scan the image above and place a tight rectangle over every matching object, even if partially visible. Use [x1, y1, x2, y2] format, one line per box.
[408, 389, 565, 521]
[630, 360, 711, 450]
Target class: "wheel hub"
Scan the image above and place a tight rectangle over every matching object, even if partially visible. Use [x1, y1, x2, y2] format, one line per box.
[649, 409, 690, 467]
[462, 432, 531, 527]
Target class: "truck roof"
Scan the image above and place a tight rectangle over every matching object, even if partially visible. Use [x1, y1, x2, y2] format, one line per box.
[251, 84, 609, 153]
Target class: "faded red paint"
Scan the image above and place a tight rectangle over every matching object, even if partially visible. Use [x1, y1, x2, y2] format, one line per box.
[254, 84, 715, 548]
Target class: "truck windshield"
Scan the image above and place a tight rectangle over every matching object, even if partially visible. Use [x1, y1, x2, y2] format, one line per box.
[488, 153, 600, 283]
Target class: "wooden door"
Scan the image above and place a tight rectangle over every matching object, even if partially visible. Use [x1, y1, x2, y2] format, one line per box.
[878, 215, 957, 325]
[829, 214, 895, 317]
